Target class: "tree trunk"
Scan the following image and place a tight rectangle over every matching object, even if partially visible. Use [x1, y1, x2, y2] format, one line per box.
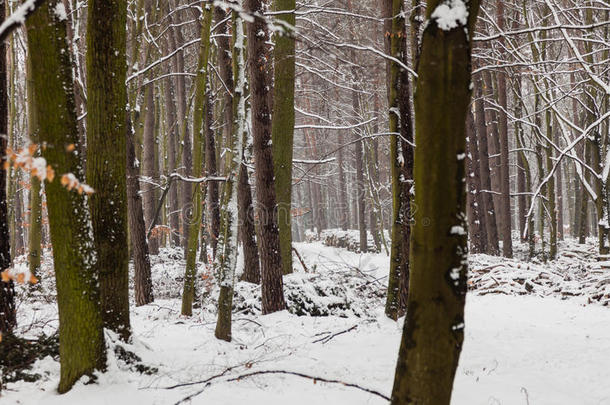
[0, 0, 16, 335]
[384, 0, 412, 319]
[271, 0, 296, 275]
[127, 116, 154, 306]
[391, 1, 480, 403]
[26, 1, 106, 392]
[142, 85, 159, 255]
[496, 1, 513, 258]
[27, 52, 42, 281]
[466, 109, 487, 254]
[337, 129, 349, 230]
[474, 76, 499, 255]
[181, 6, 212, 317]
[247, 0, 286, 314]
[352, 86, 367, 252]
[86, 0, 131, 340]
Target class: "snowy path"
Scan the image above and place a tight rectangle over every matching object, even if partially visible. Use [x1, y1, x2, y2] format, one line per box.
[3, 244, 610, 404]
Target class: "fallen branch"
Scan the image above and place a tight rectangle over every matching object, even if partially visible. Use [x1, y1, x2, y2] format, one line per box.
[312, 325, 357, 344]
[173, 369, 390, 404]
[292, 247, 309, 273]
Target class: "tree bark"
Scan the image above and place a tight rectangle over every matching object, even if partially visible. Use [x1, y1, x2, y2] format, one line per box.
[86, 0, 131, 340]
[496, 1, 513, 258]
[26, 1, 106, 392]
[271, 0, 296, 275]
[466, 109, 487, 254]
[247, 0, 286, 314]
[127, 116, 154, 306]
[474, 76, 499, 255]
[391, 1, 480, 403]
[0, 0, 16, 335]
[181, 5, 212, 317]
[142, 85, 159, 255]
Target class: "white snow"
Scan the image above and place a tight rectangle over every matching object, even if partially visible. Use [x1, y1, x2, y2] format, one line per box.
[431, 0, 468, 31]
[451, 225, 467, 235]
[53, 3, 67, 21]
[3, 240, 610, 404]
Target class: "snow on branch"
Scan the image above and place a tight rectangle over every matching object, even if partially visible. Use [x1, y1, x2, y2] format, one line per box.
[0, 0, 46, 43]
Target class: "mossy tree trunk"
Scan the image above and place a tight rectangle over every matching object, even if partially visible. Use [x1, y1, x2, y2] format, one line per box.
[0, 0, 16, 335]
[181, 3, 212, 317]
[390, 0, 480, 403]
[26, 1, 106, 392]
[271, 0, 296, 275]
[247, 0, 287, 314]
[86, 0, 131, 340]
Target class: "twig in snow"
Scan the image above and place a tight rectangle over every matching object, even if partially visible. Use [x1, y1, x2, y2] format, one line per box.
[292, 247, 309, 273]
[172, 369, 390, 404]
[312, 325, 357, 344]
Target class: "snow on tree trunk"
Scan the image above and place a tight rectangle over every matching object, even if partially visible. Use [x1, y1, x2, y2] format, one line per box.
[26, 1, 106, 392]
[391, 0, 480, 403]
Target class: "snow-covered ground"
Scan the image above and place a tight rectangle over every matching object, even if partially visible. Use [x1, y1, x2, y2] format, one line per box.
[2, 240, 610, 404]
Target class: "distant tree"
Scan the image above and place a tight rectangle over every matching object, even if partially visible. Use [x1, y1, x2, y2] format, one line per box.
[391, 0, 481, 403]
[215, 3, 248, 341]
[126, 115, 154, 306]
[0, 0, 16, 336]
[181, 3, 212, 317]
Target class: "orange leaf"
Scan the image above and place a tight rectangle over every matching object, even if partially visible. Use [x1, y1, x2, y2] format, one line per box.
[29, 274, 39, 285]
[1, 270, 11, 283]
[66, 143, 76, 152]
[47, 166, 55, 182]
[16, 273, 25, 284]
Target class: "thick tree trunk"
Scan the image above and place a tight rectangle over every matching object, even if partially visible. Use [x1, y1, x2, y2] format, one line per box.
[247, 0, 286, 314]
[86, 0, 131, 340]
[391, 1, 480, 403]
[26, 1, 106, 392]
[271, 0, 296, 275]
[238, 162, 261, 284]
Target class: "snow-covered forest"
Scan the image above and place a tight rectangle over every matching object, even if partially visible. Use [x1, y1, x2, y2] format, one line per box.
[1, 0, 609, 404]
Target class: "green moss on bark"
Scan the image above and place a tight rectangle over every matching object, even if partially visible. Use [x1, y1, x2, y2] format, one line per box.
[26, 1, 106, 393]
[271, 0, 296, 276]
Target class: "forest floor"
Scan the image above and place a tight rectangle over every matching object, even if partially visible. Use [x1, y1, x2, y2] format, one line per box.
[2, 239, 610, 404]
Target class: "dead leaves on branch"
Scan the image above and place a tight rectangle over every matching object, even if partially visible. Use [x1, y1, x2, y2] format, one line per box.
[1, 269, 38, 285]
[2, 143, 94, 195]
